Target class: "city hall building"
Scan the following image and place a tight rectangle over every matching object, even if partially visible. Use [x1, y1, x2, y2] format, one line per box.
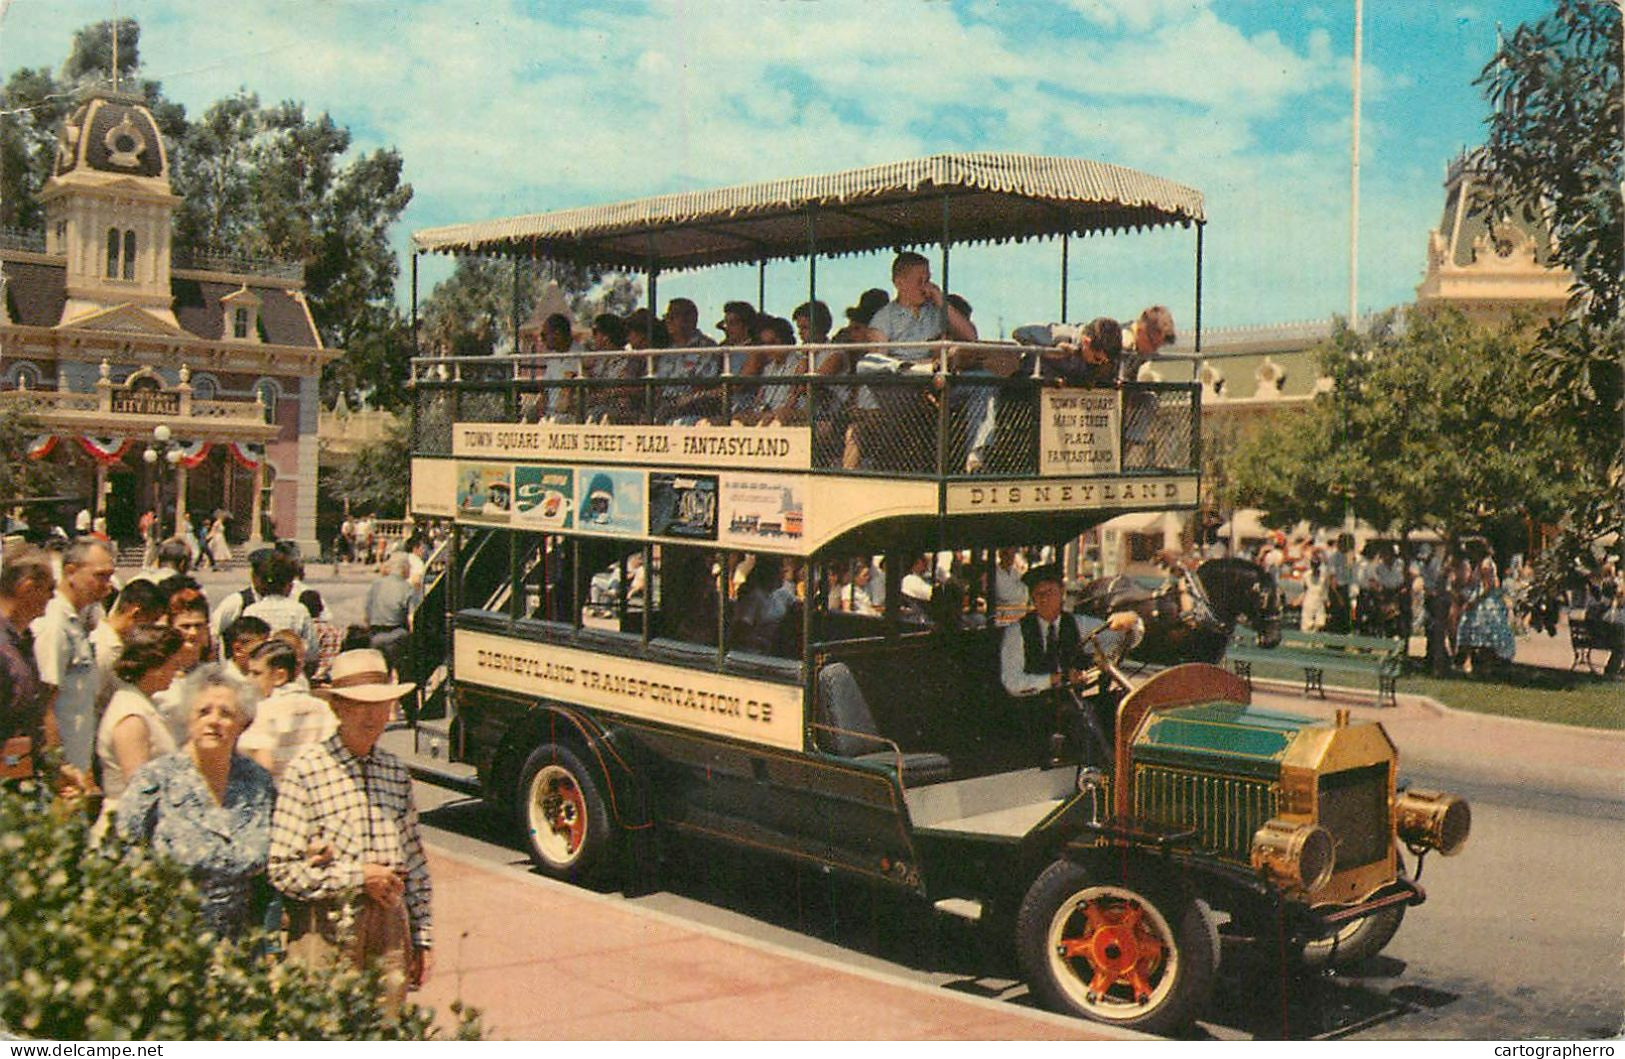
[0, 90, 334, 552]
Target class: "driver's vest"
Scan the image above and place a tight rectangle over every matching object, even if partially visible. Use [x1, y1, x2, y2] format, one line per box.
[1019, 611, 1083, 677]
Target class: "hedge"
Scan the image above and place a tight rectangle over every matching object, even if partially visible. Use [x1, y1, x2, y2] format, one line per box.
[0, 781, 480, 1040]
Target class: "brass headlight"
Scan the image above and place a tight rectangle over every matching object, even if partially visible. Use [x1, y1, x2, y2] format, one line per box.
[1251, 818, 1336, 892]
[1394, 788, 1471, 856]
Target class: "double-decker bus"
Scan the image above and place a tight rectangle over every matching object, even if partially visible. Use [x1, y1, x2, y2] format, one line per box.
[406, 154, 1468, 1034]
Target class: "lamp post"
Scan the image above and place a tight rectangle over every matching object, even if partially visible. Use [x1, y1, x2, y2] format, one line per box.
[143, 424, 182, 540]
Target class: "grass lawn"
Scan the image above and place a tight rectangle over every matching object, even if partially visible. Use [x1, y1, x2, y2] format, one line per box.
[1400, 664, 1624, 730]
[1239, 656, 1624, 730]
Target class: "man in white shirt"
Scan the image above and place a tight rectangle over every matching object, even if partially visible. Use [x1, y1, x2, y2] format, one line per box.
[993, 548, 1031, 627]
[33, 538, 116, 774]
[242, 551, 319, 669]
[1000, 565, 1142, 698]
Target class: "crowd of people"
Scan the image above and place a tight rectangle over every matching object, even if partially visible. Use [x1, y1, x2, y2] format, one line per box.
[0, 533, 435, 1009]
[1183, 531, 1623, 677]
[505, 252, 1177, 473]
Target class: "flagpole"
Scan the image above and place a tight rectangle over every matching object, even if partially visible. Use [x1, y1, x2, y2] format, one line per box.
[1349, 0, 1363, 324]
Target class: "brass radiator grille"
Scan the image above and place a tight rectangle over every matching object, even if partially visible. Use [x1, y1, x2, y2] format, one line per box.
[1133, 764, 1279, 862]
[1318, 764, 1390, 869]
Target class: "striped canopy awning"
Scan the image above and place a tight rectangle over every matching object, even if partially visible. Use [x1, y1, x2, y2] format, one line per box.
[412, 153, 1204, 272]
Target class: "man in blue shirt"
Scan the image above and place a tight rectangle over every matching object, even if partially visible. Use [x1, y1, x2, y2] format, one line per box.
[854, 252, 988, 471]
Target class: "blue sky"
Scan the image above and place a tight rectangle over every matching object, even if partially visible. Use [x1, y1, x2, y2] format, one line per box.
[0, 0, 1554, 338]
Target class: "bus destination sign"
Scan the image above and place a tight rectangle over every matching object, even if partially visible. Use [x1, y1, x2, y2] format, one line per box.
[453, 422, 812, 471]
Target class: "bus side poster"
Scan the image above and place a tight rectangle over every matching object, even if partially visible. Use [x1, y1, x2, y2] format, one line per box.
[649, 473, 719, 540]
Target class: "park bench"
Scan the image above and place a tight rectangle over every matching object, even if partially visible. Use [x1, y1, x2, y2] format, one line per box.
[1227, 626, 1404, 706]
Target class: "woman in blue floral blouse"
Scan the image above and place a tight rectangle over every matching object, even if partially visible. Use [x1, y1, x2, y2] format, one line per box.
[118, 665, 276, 939]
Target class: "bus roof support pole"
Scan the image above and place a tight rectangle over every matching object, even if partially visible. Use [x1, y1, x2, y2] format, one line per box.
[939, 194, 951, 295]
[807, 206, 818, 308]
[758, 260, 766, 313]
[1194, 221, 1205, 362]
[511, 255, 522, 356]
[1060, 232, 1070, 321]
[647, 245, 659, 422]
[410, 253, 420, 361]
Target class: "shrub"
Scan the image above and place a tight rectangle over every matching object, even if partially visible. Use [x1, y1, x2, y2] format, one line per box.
[0, 782, 479, 1040]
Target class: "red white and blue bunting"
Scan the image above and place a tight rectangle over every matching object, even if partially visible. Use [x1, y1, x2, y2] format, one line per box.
[228, 442, 265, 470]
[77, 435, 133, 466]
[174, 439, 211, 469]
[25, 435, 57, 460]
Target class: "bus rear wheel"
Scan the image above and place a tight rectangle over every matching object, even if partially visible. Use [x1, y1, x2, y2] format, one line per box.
[517, 742, 615, 884]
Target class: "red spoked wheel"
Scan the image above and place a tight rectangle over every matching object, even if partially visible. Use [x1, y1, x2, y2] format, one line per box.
[1017, 860, 1215, 1035]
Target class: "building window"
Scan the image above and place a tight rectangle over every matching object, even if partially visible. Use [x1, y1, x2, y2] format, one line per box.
[4, 362, 43, 389]
[106, 227, 137, 279]
[233, 307, 250, 339]
[190, 374, 218, 400]
[54, 221, 67, 252]
[254, 380, 280, 425]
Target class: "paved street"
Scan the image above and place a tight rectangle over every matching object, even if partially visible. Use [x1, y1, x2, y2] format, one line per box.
[404, 694, 1625, 1041]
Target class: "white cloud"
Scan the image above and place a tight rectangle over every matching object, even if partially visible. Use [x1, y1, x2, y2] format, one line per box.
[0, 0, 1478, 328]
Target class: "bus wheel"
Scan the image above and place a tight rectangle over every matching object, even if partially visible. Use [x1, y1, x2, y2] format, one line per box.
[1016, 860, 1215, 1036]
[1299, 904, 1405, 970]
[517, 743, 614, 884]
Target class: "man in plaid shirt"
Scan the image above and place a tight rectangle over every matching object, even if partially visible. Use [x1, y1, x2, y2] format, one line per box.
[268, 649, 430, 1008]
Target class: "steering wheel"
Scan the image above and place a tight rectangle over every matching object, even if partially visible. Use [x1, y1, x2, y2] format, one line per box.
[1076, 620, 1136, 695]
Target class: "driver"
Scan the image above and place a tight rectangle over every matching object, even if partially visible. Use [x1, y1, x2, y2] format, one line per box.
[1000, 564, 1143, 698]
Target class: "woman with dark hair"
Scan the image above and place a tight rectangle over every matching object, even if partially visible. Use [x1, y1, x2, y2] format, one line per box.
[154, 583, 213, 744]
[119, 666, 275, 938]
[739, 316, 806, 425]
[96, 624, 188, 806]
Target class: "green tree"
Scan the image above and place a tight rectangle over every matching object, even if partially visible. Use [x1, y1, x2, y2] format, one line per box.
[0, 406, 65, 504]
[1476, 0, 1623, 559]
[417, 256, 642, 358]
[3, 20, 414, 407]
[324, 417, 414, 520]
[1228, 307, 1582, 548]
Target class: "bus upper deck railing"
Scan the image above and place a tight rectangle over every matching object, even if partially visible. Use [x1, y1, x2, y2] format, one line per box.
[410, 342, 1199, 480]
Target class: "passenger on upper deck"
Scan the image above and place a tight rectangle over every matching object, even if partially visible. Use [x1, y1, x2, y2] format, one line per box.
[1119, 305, 1176, 384]
[737, 316, 805, 425]
[851, 253, 990, 472]
[528, 313, 582, 423]
[585, 313, 633, 423]
[717, 301, 759, 377]
[999, 565, 1142, 698]
[658, 298, 723, 424]
[1012, 316, 1123, 388]
[793, 301, 845, 375]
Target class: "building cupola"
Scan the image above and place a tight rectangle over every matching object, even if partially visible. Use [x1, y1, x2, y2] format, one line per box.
[36, 90, 182, 329]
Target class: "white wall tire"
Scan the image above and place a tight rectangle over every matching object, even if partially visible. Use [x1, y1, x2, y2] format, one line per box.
[1017, 860, 1215, 1035]
[516, 742, 615, 884]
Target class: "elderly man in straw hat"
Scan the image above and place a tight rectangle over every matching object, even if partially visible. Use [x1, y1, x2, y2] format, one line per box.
[268, 649, 431, 1009]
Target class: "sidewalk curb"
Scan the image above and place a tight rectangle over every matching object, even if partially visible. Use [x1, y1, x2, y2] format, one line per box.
[1248, 674, 1625, 737]
[424, 841, 1149, 1041]
[1247, 677, 1625, 804]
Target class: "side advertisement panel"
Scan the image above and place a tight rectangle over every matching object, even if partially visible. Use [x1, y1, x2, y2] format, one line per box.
[455, 629, 805, 751]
